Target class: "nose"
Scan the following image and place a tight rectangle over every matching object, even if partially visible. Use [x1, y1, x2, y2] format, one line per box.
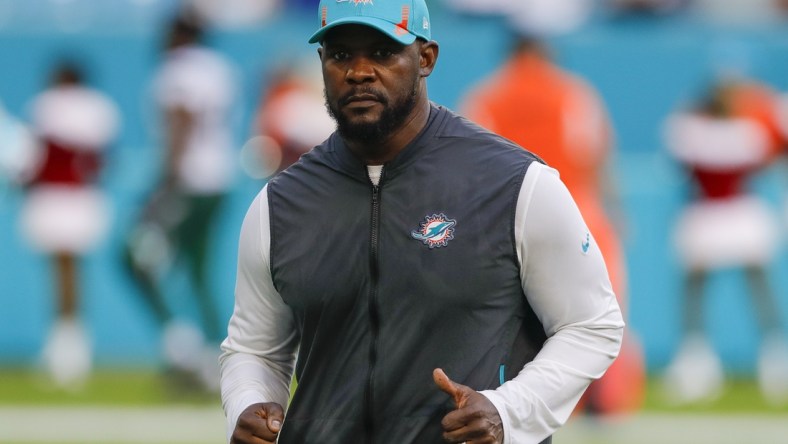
[345, 56, 375, 84]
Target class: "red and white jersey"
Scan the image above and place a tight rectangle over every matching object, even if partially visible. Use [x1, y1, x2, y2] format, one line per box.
[29, 85, 120, 185]
[21, 85, 118, 253]
[665, 112, 770, 199]
[664, 111, 780, 268]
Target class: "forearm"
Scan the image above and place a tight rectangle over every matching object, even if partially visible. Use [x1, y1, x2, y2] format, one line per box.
[220, 186, 298, 442]
[220, 350, 294, 442]
[481, 305, 624, 444]
[487, 162, 624, 443]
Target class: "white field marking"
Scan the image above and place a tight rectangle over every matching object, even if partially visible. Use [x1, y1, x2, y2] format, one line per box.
[556, 413, 788, 444]
[0, 408, 787, 444]
[0, 406, 226, 443]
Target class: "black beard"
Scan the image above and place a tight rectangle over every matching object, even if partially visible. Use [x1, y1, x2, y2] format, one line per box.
[325, 81, 419, 151]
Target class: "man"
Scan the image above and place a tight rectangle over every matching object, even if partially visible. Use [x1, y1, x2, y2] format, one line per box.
[123, 13, 236, 392]
[250, 54, 335, 177]
[459, 36, 644, 415]
[219, 1, 624, 443]
[22, 60, 120, 388]
[662, 77, 788, 405]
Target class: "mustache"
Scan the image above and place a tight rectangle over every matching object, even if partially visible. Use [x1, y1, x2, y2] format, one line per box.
[339, 87, 387, 106]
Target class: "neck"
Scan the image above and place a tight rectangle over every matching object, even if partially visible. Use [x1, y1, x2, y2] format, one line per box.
[346, 98, 432, 165]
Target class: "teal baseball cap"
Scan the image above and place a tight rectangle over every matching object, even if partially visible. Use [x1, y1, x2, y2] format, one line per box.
[308, 0, 431, 45]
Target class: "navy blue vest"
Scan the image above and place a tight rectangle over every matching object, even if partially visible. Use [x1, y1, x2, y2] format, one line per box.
[268, 105, 549, 443]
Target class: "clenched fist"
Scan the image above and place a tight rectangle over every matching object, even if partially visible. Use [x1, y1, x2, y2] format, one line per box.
[230, 402, 285, 444]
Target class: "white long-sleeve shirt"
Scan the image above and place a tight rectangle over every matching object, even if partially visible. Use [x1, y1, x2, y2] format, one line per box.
[220, 161, 624, 444]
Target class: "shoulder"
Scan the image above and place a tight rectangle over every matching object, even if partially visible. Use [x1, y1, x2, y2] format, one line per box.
[267, 133, 338, 184]
[434, 105, 544, 164]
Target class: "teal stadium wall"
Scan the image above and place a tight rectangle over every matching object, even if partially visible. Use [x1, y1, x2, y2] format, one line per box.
[1, 3, 787, 374]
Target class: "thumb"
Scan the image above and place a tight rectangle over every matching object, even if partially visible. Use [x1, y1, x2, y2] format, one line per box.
[256, 403, 284, 434]
[433, 368, 470, 409]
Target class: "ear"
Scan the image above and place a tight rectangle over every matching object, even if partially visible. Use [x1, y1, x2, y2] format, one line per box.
[317, 46, 324, 60]
[419, 40, 439, 77]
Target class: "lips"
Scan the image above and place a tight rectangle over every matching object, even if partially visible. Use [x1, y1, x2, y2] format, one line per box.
[348, 93, 378, 101]
[342, 90, 385, 107]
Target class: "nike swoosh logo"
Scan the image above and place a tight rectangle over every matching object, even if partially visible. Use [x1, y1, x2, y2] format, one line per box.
[582, 233, 590, 253]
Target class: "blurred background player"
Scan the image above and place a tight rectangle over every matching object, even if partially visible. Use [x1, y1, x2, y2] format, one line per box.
[247, 54, 334, 178]
[20, 59, 120, 389]
[122, 11, 237, 392]
[662, 75, 788, 405]
[459, 30, 645, 416]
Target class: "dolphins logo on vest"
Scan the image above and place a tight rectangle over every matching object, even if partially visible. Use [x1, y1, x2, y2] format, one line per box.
[411, 214, 456, 249]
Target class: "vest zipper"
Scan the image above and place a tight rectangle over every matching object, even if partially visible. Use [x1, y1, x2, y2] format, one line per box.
[365, 175, 382, 443]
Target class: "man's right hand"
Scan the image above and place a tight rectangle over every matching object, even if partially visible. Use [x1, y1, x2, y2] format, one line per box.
[230, 402, 285, 444]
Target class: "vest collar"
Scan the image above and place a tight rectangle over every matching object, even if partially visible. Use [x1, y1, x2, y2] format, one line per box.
[328, 103, 448, 184]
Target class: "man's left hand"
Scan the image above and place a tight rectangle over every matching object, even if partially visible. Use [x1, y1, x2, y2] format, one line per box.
[433, 368, 504, 444]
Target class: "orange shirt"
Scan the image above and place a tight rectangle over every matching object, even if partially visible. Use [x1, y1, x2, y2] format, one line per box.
[460, 51, 624, 307]
[460, 52, 612, 208]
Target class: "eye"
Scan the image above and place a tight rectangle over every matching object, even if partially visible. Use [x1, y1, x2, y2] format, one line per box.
[330, 51, 350, 61]
[373, 48, 394, 59]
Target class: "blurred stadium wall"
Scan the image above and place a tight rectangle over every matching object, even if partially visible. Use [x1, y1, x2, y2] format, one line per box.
[1, 0, 787, 376]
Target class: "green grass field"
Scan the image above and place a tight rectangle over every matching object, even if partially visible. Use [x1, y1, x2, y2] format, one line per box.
[0, 367, 221, 406]
[1, 368, 786, 444]
[0, 367, 786, 413]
